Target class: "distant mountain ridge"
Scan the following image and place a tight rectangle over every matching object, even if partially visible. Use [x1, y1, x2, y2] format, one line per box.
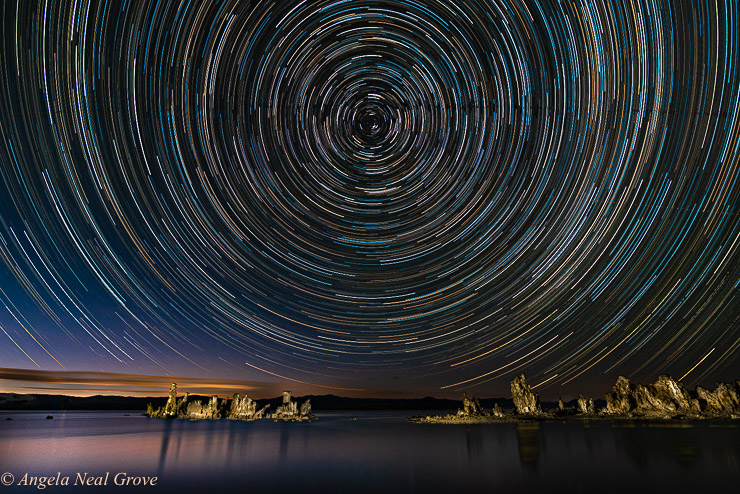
[0, 391, 598, 412]
[0, 392, 472, 411]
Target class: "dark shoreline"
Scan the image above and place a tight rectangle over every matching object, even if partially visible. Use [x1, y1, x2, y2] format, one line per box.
[0, 392, 510, 412]
[408, 413, 740, 424]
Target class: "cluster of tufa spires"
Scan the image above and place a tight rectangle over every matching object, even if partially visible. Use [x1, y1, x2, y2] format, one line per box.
[600, 375, 740, 418]
[457, 373, 740, 419]
[411, 373, 740, 423]
[145, 383, 312, 421]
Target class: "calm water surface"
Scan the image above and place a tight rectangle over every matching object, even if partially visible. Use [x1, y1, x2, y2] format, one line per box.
[0, 411, 738, 493]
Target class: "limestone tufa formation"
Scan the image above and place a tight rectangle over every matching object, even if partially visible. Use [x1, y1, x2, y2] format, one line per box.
[273, 391, 312, 420]
[601, 375, 702, 417]
[695, 382, 740, 416]
[604, 376, 635, 414]
[600, 375, 739, 418]
[163, 383, 179, 417]
[457, 392, 482, 417]
[511, 374, 543, 415]
[300, 399, 312, 417]
[576, 394, 596, 414]
[146, 384, 311, 421]
[229, 393, 256, 419]
[410, 373, 740, 424]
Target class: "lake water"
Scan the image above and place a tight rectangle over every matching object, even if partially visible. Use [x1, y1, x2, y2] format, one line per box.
[0, 411, 738, 493]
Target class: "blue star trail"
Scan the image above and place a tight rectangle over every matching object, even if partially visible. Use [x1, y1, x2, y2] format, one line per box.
[0, 0, 737, 397]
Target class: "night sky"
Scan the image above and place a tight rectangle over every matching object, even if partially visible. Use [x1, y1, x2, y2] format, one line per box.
[0, 0, 738, 399]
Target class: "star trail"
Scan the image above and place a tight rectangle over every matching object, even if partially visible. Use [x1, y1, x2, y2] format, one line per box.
[0, 0, 738, 398]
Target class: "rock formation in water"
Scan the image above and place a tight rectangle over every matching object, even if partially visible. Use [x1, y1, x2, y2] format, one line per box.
[574, 394, 596, 414]
[164, 383, 179, 417]
[576, 394, 595, 414]
[255, 404, 270, 419]
[184, 400, 202, 418]
[601, 375, 700, 417]
[599, 375, 739, 418]
[300, 399, 312, 417]
[181, 395, 222, 419]
[274, 391, 298, 418]
[229, 393, 257, 420]
[576, 394, 587, 414]
[696, 382, 740, 416]
[410, 373, 740, 424]
[511, 374, 543, 415]
[273, 391, 312, 420]
[604, 376, 635, 414]
[631, 375, 699, 417]
[145, 385, 312, 421]
[409, 393, 514, 423]
[146, 383, 181, 418]
[457, 392, 482, 417]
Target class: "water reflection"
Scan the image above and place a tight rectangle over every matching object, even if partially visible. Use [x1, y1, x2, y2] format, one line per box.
[619, 421, 703, 469]
[0, 412, 738, 493]
[279, 422, 290, 464]
[516, 422, 540, 466]
[464, 426, 484, 460]
[157, 419, 173, 475]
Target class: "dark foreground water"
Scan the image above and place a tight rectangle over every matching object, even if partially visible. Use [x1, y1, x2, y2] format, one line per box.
[0, 411, 738, 493]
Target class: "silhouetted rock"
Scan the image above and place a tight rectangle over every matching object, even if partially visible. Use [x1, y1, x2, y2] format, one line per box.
[511, 374, 542, 415]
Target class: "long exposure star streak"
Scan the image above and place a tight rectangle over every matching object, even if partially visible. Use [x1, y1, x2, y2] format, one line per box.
[0, 0, 738, 398]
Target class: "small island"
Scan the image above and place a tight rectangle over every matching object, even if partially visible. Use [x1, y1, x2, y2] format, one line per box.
[145, 384, 313, 421]
[410, 374, 740, 423]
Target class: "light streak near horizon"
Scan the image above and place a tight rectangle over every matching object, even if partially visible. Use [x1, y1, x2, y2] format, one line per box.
[0, 0, 737, 395]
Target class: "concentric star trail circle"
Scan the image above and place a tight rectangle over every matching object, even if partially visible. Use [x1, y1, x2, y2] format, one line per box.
[0, 0, 738, 394]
